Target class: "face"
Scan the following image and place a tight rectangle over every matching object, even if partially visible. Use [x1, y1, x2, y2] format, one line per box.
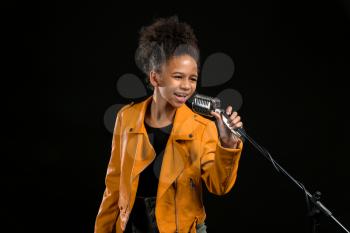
[153, 55, 198, 108]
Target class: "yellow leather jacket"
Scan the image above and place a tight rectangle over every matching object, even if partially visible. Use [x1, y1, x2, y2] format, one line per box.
[95, 96, 243, 233]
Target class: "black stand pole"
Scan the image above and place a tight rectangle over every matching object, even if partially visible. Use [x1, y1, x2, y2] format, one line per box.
[306, 190, 322, 233]
[220, 111, 349, 233]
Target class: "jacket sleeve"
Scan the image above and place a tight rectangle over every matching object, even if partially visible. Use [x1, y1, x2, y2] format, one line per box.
[94, 110, 123, 233]
[200, 120, 243, 195]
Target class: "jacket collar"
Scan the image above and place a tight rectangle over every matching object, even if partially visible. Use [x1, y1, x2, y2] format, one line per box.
[128, 96, 196, 141]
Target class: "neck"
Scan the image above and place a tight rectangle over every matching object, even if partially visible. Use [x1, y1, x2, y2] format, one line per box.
[145, 92, 176, 128]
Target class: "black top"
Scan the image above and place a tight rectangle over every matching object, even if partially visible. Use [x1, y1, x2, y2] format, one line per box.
[135, 121, 173, 197]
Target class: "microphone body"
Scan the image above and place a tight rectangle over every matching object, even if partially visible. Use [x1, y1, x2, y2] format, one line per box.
[190, 94, 244, 138]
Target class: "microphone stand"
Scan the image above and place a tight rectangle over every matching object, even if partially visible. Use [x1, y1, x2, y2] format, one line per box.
[219, 111, 350, 233]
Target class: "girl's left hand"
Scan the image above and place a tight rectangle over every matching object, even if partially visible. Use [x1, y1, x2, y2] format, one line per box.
[210, 105, 243, 149]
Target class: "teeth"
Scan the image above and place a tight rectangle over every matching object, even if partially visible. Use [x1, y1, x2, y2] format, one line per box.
[176, 93, 186, 97]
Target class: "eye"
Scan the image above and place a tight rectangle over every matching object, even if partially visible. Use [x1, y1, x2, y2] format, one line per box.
[173, 76, 182, 79]
[191, 77, 198, 82]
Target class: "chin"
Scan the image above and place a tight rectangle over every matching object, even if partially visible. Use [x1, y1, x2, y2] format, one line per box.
[172, 103, 183, 108]
[170, 100, 184, 108]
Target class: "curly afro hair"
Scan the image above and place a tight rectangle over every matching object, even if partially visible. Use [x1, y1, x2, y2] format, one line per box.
[135, 15, 200, 90]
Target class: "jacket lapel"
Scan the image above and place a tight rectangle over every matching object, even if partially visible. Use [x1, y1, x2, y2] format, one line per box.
[124, 96, 197, 200]
[124, 96, 156, 181]
[157, 104, 197, 200]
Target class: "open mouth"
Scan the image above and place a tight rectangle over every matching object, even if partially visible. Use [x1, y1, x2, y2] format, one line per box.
[175, 93, 187, 97]
[174, 93, 188, 103]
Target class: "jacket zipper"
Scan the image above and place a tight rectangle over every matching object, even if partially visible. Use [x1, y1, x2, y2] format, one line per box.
[174, 178, 179, 233]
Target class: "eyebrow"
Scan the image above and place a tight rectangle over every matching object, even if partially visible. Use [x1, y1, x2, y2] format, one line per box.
[172, 72, 198, 77]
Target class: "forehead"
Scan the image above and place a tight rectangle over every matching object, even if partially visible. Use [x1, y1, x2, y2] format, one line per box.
[163, 55, 198, 73]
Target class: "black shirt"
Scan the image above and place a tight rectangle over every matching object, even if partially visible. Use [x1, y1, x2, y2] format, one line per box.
[135, 121, 173, 197]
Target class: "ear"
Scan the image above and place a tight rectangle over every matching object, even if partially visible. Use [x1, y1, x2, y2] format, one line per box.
[149, 70, 160, 87]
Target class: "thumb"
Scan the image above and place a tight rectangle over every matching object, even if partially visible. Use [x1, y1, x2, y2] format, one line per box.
[210, 111, 222, 122]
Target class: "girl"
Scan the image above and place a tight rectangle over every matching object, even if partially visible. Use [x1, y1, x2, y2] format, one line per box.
[95, 16, 243, 233]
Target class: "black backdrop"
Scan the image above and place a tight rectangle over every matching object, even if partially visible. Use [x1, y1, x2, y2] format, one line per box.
[6, 0, 350, 233]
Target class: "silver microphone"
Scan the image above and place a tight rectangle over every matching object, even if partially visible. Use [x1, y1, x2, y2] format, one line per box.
[190, 93, 243, 138]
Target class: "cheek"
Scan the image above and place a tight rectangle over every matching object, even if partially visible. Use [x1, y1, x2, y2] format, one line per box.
[192, 83, 197, 90]
[159, 86, 174, 99]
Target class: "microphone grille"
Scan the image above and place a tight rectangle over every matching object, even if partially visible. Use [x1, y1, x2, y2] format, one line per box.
[192, 94, 221, 117]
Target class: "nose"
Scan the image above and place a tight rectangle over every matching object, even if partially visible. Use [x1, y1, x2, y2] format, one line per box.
[180, 78, 191, 90]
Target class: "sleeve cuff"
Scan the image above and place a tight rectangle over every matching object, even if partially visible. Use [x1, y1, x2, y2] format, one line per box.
[217, 139, 243, 153]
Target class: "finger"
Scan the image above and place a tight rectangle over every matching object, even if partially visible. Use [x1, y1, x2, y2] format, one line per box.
[230, 121, 243, 129]
[227, 112, 238, 125]
[225, 106, 233, 115]
[229, 111, 238, 120]
[210, 111, 222, 121]
[231, 116, 241, 125]
[234, 122, 243, 128]
[228, 115, 241, 127]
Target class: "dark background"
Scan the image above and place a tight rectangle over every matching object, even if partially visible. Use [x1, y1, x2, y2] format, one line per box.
[5, 0, 350, 232]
